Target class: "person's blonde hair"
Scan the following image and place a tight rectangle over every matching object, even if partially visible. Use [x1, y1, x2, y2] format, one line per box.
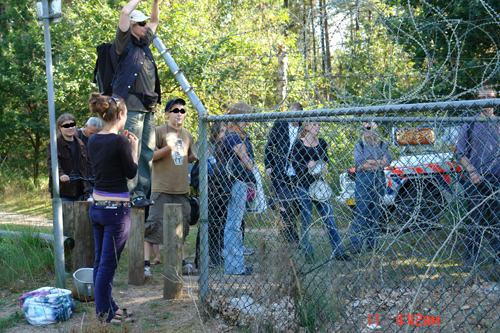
[227, 102, 252, 138]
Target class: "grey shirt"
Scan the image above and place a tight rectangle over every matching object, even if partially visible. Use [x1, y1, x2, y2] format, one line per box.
[114, 27, 156, 112]
[456, 115, 500, 177]
[354, 140, 392, 169]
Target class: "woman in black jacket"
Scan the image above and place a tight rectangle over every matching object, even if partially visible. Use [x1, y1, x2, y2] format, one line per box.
[291, 121, 350, 262]
[47, 113, 88, 201]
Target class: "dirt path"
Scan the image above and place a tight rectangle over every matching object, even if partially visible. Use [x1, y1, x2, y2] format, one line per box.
[0, 210, 228, 332]
[0, 209, 53, 229]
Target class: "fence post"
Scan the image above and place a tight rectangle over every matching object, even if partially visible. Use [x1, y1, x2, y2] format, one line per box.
[128, 207, 145, 286]
[62, 201, 75, 272]
[163, 203, 183, 300]
[73, 201, 94, 270]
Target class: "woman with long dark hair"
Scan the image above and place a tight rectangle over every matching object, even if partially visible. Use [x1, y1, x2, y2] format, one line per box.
[87, 93, 138, 323]
[224, 102, 254, 276]
[291, 121, 351, 262]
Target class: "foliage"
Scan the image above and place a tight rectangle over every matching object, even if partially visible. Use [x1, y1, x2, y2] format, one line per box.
[385, 0, 500, 100]
[0, 232, 55, 291]
[0, 311, 24, 332]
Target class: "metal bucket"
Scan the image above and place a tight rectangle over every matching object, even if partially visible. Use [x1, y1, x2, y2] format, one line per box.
[73, 268, 94, 302]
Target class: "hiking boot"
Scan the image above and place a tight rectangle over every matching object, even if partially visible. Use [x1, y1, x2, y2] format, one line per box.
[132, 197, 151, 208]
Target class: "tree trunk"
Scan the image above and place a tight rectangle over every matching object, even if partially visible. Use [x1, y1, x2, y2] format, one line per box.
[277, 45, 288, 105]
[319, 0, 326, 74]
[310, 0, 317, 72]
[283, 0, 288, 8]
[323, 4, 331, 75]
[34, 132, 40, 186]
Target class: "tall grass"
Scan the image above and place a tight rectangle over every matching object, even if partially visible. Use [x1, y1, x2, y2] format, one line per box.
[0, 232, 55, 291]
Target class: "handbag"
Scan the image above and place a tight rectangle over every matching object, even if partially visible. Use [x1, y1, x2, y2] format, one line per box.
[308, 178, 332, 201]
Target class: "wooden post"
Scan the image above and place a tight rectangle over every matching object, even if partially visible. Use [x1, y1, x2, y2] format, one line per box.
[128, 207, 145, 286]
[163, 204, 183, 300]
[73, 201, 94, 270]
[62, 202, 75, 272]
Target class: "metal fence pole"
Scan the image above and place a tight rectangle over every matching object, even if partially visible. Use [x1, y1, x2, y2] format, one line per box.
[42, 0, 65, 288]
[152, 35, 209, 299]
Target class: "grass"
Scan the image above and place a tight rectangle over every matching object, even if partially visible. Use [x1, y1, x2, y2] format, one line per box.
[0, 167, 52, 219]
[0, 231, 55, 291]
[0, 311, 24, 332]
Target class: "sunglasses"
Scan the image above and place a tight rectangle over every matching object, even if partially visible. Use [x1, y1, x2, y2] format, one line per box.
[363, 126, 371, 131]
[170, 108, 186, 114]
[61, 122, 76, 128]
[136, 21, 147, 27]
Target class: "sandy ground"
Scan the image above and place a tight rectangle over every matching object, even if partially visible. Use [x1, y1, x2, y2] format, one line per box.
[0, 209, 230, 333]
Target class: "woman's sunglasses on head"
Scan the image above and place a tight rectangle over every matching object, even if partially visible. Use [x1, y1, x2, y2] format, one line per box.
[61, 122, 76, 128]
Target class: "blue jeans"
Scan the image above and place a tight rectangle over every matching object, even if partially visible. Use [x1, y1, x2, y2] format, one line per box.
[350, 172, 385, 250]
[297, 187, 345, 256]
[89, 204, 131, 322]
[224, 180, 247, 274]
[125, 111, 155, 199]
[465, 179, 500, 261]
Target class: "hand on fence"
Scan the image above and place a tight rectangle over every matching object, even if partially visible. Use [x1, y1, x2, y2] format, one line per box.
[60, 175, 69, 182]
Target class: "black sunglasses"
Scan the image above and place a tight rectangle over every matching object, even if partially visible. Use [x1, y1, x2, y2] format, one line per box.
[137, 21, 147, 27]
[170, 108, 186, 114]
[363, 126, 371, 131]
[61, 122, 76, 128]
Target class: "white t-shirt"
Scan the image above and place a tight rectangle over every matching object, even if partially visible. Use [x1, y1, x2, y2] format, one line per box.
[286, 123, 299, 176]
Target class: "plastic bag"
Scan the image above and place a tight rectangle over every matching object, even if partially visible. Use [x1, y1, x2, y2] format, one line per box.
[20, 287, 75, 326]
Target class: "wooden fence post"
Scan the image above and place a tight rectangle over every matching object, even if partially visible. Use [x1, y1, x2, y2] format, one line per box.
[62, 202, 75, 272]
[163, 204, 183, 300]
[73, 201, 94, 271]
[128, 207, 145, 286]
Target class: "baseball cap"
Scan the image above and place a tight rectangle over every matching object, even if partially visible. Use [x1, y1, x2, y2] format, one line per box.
[164, 98, 186, 112]
[130, 10, 150, 22]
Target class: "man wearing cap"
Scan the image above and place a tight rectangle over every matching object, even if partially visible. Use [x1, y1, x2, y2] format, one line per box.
[143, 98, 197, 277]
[112, 0, 162, 207]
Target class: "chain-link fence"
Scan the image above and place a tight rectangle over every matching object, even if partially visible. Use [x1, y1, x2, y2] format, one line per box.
[194, 98, 500, 332]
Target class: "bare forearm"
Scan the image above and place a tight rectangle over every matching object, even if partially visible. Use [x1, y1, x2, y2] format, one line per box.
[122, 0, 143, 16]
[460, 157, 477, 173]
[153, 146, 171, 161]
[150, 0, 159, 24]
[131, 148, 139, 165]
[188, 155, 196, 163]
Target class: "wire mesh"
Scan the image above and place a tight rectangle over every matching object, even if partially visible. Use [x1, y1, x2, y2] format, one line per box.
[195, 99, 500, 332]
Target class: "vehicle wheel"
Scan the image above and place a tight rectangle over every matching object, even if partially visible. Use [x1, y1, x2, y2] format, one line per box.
[394, 179, 445, 232]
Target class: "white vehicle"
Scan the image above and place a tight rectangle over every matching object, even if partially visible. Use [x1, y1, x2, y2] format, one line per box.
[336, 126, 464, 228]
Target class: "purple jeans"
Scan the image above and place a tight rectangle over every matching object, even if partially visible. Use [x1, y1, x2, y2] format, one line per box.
[89, 203, 131, 322]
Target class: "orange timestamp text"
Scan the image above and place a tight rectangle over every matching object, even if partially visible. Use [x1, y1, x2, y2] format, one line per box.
[368, 313, 440, 326]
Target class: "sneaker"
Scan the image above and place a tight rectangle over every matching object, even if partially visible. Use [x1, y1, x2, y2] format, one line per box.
[132, 196, 150, 207]
[231, 267, 253, 276]
[144, 266, 152, 278]
[242, 245, 255, 256]
[146, 198, 155, 206]
[182, 262, 199, 276]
